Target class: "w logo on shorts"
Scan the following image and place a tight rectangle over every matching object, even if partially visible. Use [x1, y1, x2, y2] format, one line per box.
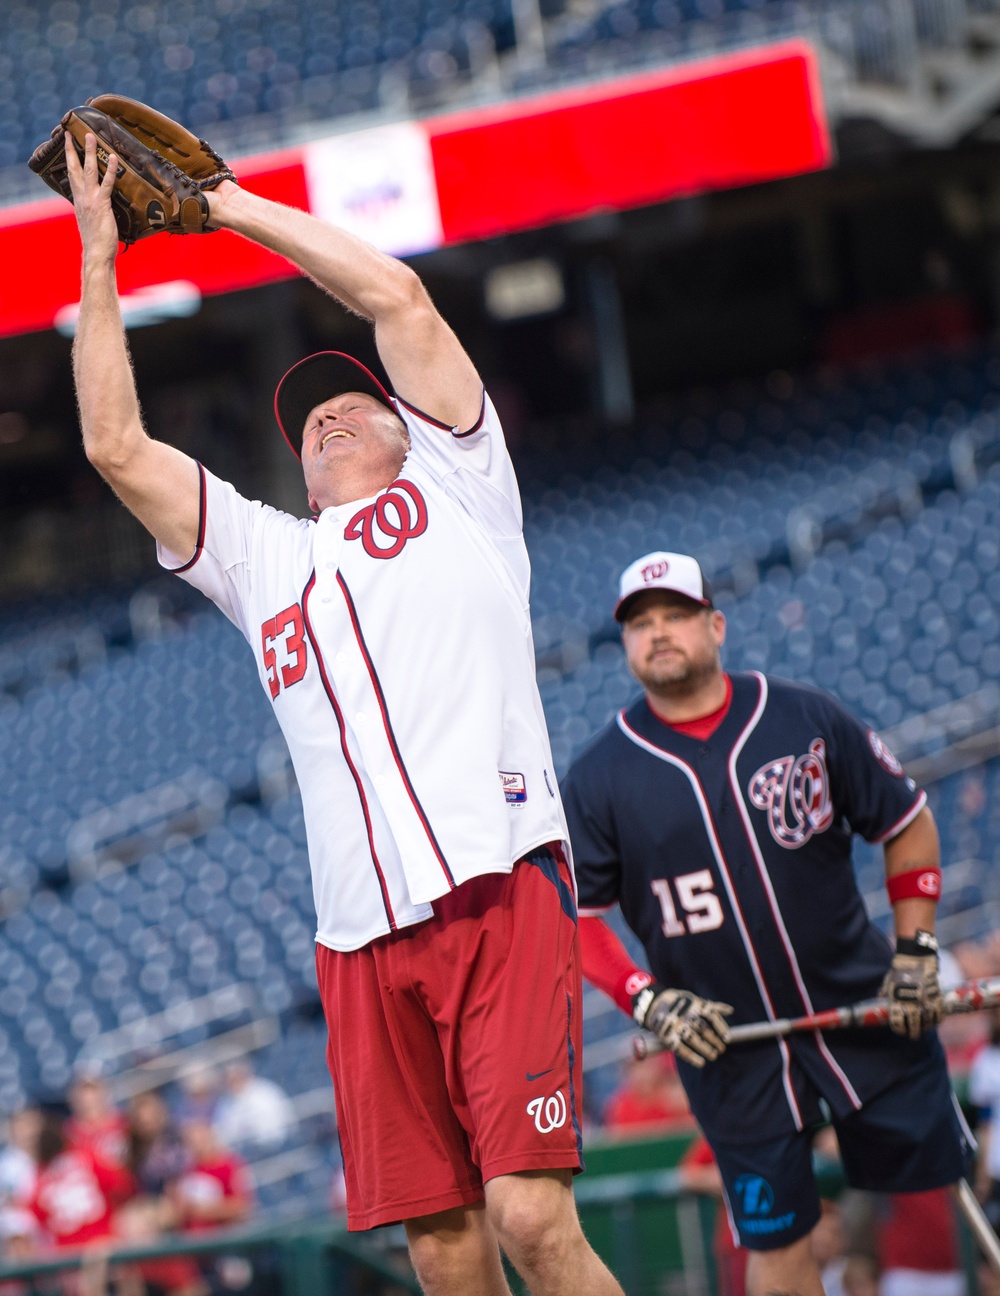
[345, 479, 428, 559]
[527, 1091, 567, 1134]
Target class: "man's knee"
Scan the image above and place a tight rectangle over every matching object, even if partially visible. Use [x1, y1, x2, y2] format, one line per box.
[405, 1203, 502, 1295]
[486, 1170, 580, 1265]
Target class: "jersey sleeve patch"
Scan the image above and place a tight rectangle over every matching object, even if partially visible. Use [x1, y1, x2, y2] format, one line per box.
[866, 728, 904, 777]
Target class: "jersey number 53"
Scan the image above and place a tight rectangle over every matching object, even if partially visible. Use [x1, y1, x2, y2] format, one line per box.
[261, 604, 308, 700]
[651, 870, 724, 938]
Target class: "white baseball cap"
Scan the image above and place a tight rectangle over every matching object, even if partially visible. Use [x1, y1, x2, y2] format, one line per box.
[614, 551, 713, 622]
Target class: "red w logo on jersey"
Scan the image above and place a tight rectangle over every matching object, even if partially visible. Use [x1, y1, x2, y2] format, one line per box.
[748, 739, 834, 848]
[345, 479, 428, 559]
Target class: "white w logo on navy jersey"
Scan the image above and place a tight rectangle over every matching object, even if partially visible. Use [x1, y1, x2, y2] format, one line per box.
[748, 739, 834, 848]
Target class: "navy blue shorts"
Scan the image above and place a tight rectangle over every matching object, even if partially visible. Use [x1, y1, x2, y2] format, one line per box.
[712, 1045, 969, 1251]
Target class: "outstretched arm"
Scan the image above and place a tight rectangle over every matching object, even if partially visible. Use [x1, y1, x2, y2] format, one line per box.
[205, 182, 483, 431]
[68, 132, 200, 557]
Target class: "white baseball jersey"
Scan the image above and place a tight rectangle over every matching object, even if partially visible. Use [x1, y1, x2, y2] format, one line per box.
[158, 391, 569, 952]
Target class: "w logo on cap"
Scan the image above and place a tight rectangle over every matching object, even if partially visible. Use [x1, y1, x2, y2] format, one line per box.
[641, 559, 669, 582]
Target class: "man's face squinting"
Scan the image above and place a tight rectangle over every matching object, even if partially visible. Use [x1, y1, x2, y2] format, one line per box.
[621, 591, 726, 697]
[301, 391, 409, 510]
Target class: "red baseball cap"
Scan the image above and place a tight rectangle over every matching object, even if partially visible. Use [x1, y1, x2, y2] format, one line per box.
[274, 351, 395, 459]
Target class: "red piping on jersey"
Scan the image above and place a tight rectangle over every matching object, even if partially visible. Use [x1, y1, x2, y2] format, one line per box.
[171, 461, 207, 574]
[727, 672, 862, 1111]
[617, 708, 804, 1131]
[336, 573, 456, 889]
[871, 791, 927, 844]
[301, 573, 397, 931]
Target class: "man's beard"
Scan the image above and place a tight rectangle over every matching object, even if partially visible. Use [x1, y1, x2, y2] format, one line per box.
[641, 650, 718, 701]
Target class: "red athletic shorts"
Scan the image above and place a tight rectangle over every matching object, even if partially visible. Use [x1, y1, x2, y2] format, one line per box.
[316, 842, 584, 1231]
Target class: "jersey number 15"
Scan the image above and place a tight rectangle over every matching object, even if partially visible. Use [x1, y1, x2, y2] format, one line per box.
[651, 870, 724, 938]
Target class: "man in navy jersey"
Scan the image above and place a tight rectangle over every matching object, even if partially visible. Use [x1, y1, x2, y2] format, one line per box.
[563, 550, 967, 1296]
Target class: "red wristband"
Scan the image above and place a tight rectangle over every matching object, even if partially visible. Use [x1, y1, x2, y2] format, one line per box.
[886, 867, 941, 903]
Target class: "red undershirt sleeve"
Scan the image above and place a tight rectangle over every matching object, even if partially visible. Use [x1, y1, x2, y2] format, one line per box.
[579, 914, 651, 1016]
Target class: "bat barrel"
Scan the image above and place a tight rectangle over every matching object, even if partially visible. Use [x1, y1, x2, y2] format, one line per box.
[630, 976, 1000, 1063]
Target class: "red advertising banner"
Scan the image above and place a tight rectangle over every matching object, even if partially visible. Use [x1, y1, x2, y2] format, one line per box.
[429, 42, 831, 243]
[0, 41, 830, 340]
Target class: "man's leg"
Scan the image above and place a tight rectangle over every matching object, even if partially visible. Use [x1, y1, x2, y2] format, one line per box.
[745, 1235, 825, 1296]
[485, 1168, 624, 1296]
[405, 1202, 511, 1296]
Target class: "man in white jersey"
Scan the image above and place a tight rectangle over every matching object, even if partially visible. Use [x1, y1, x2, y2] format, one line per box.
[65, 131, 623, 1296]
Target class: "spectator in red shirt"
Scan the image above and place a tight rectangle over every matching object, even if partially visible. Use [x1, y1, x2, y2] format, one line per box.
[604, 1053, 693, 1133]
[114, 1195, 209, 1296]
[65, 1075, 129, 1171]
[29, 1108, 135, 1250]
[168, 1120, 253, 1234]
[875, 1189, 962, 1296]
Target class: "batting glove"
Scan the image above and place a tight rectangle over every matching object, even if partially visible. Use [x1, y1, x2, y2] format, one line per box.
[880, 930, 944, 1040]
[632, 982, 733, 1068]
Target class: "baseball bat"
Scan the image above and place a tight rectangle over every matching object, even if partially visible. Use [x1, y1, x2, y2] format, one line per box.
[956, 1179, 1000, 1277]
[632, 976, 1000, 1060]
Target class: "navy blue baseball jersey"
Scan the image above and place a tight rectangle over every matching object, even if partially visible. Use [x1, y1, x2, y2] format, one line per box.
[563, 671, 940, 1145]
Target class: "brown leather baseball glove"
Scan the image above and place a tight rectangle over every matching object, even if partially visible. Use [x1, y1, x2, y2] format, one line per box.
[28, 96, 237, 247]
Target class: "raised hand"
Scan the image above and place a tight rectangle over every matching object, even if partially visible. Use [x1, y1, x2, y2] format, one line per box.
[64, 130, 120, 265]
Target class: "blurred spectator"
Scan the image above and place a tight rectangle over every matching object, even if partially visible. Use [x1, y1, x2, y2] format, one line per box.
[213, 1062, 296, 1152]
[329, 1164, 348, 1217]
[66, 1074, 128, 1169]
[874, 1189, 962, 1296]
[941, 941, 999, 1071]
[114, 1196, 208, 1296]
[812, 1200, 848, 1296]
[603, 1053, 693, 1133]
[843, 1253, 880, 1296]
[951, 940, 999, 984]
[957, 772, 986, 821]
[126, 1091, 186, 1198]
[978, 1258, 1000, 1296]
[174, 1070, 219, 1128]
[678, 1133, 745, 1296]
[0, 1205, 41, 1293]
[169, 1120, 253, 1234]
[0, 1109, 40, 1208]
[29, 1106, 135, 1249]
[936, 945, 985, 1073]
[969, 1006, 1000, 1230]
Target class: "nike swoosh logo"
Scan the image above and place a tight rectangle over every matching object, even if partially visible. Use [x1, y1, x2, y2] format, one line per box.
[525, 1068, 554, 1082]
